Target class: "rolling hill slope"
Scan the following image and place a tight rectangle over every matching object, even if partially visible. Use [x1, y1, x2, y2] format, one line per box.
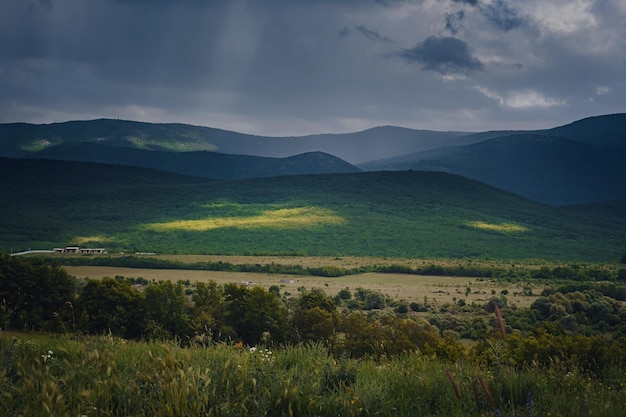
[2, 114, 625, 206]
[30, 142, 360, 179]
[360, 134, 626, 205]
[1, 158, 624, 261]
[0, 119, 471, 164]
[542, 113, 626, 146]
[360, 114, 626, 206]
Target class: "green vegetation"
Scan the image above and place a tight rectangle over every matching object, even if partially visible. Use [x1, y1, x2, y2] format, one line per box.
[48, 254, 626, 283]
[1, 159, 625, 261]
[466, 221, 528, 234]
[3, 254, 626, 350]
[3, 120, 626, 416]
[2, 254, 626, 416]
[1, 329, 625, 416]
[145, 207, 345, 232]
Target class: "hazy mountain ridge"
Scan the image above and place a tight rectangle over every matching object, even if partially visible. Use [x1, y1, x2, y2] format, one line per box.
[1, 113, 625, 205]
[361, 134, 626, 206]
[0, 119, 471, 164]
[360, 115, 626, 206]
[542, 113, 626, 146]
[29, 142, 360, 180]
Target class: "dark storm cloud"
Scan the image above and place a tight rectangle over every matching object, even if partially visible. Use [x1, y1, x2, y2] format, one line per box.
[479, 0, 524, 31]
[448, 0, 524, 32]
[28, 0, 52, 13]
[355, 25, 393, 43]
[0, 0, 229, 86]
[451, 0, 478, 5]
[445, 10, 465, 35]
[1, 0, 625, 135]
[398, 36, 483, 74]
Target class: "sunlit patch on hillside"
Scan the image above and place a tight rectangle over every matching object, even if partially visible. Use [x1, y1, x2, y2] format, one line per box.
[466, 221, 528, 233]
[145, 207, 346, 232]
[73, 235, 108, 244]
[127, 136, 217, 152]
[21, 139, 56, 151]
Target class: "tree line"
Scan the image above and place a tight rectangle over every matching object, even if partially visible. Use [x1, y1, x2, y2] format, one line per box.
[0, 254, 461, 360]
[2, 254, 626, 369]
[45, 254, 626, 281]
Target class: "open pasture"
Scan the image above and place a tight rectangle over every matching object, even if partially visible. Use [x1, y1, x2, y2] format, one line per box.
[156, 254, 557, 270]
[64, 265, 544, 308]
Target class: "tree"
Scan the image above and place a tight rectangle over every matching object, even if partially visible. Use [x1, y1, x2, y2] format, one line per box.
[193, 280, 222, 307]
[292, 289, 337, 343]
[142, 281, 191, 340]
[338, 289, 352, 300]
[77, 277, 144, 338]
[0, 255, 76, 331]
[223, 284, 287, 345]
[298, 288, 336, 313]
[190, 280, 230, 342]
[364, 292, 385, 310]
[293, 307, 337, 343]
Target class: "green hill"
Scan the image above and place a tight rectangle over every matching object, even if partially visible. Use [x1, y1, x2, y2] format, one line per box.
[1, 158, 624, 261]
[32, 142, 360, 179]
[543, 113, 626, 146]
[360, 114, 626, 206]
[0, 119, 470, 164]
[360, 134, 626, 206]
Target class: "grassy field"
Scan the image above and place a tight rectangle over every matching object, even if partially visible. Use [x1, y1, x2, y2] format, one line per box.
[154, 254, 560, 269]
[2, 333, 624, 417]
[64, 265, 544, 308]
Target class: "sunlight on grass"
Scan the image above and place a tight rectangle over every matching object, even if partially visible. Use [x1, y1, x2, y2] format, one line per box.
[466, 221, 528, 233]
[145, 207, 346, 232]
[21, 139, 56, 151]
[73, 235, 108, 244]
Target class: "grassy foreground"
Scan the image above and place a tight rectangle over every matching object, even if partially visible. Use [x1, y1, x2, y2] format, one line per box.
[1, 333, 624, 417]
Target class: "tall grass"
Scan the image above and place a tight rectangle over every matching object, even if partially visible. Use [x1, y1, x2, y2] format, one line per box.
[1, 333, 624, 417]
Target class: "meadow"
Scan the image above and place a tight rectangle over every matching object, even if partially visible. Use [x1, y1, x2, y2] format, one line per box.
[1, 333, 625, 417]
[63, 265, 544, 309]
[2, 251, 626, 416]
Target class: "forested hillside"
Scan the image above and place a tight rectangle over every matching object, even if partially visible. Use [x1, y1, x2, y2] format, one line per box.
[1, 158, 624, 261]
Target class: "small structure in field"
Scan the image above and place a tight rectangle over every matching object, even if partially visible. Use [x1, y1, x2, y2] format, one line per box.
[54, 246, 105, 254]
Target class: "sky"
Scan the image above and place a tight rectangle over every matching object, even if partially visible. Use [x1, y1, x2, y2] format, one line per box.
[1, 0, 625, 136]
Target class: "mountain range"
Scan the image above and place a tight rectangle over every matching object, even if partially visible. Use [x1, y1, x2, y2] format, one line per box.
[1, 114, 626, 205]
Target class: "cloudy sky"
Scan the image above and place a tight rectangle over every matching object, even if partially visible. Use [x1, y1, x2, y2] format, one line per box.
[1, 0, 625, 136]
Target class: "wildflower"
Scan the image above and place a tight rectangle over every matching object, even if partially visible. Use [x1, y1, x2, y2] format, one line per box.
[41, 350, 54, 362]
[250, 347, 257, 353]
